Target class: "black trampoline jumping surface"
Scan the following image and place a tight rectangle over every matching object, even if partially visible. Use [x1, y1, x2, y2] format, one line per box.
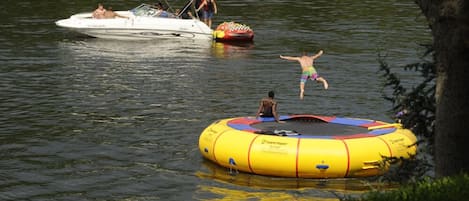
[251, 118, 369, 136]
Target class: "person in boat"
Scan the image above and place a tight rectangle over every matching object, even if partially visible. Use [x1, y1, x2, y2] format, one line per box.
[92, 3, 106, 19]
[153, 2, 165, 10]
[196, 0, 217, 28]
[175, 9, 195, 19]
[256, 91, 284, 123]
[280, 50, 329, 100]
[194, 0, 203, 18]
[152, 2, 171, 17]
[103, 7, 129, 19]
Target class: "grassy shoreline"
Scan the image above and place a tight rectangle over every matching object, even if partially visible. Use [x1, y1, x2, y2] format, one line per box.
[344, 173, 469, 201]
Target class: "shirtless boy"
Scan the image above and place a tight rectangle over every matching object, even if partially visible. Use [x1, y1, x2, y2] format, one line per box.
[92, 3, 106, 19]
[256, 91, 283, 123]
[280, 50, 329, 100]
[103, 7, 129, 19]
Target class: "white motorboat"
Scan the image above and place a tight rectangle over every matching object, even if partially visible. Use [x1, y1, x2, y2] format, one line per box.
[55, 1, 213, 40]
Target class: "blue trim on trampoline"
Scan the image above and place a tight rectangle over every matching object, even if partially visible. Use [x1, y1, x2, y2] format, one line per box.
[257, 117, 275, 122]
[369, 128, 396, 135]
[228, 124, 255, 131]
[330, 117, 374, 126]
[258, 115, 290, 122]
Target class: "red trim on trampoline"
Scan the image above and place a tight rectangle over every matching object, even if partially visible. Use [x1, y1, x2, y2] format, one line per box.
[341, 140, 351, 177]
[361, 122, 384, 128]
[227, 117, 260, 125]
[247, 135, 260, 173]
[377, 136, 393, 157]
[296, 138, 301, 178]
[289, 114, 336, 122]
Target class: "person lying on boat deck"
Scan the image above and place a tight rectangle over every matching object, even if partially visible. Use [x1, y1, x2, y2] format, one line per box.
[280, 50, 329, 100]
[92, 3, 106, 19]
[256, 91, 284, 123]
[104, 7, 129, 19]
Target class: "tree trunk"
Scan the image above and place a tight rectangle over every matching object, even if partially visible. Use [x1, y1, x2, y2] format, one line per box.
[415, 0, 469, 177]
[433, 2, 469, 177]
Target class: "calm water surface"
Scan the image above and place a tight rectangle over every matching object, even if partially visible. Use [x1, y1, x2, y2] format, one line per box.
[0, 0, 430, 200]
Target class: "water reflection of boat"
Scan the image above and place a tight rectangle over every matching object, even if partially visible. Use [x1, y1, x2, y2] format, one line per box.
[55, 2, 212, 40]
[199, 115, 417, 179]
[211, 41, 254, 59]
[57, 38, 212, 59]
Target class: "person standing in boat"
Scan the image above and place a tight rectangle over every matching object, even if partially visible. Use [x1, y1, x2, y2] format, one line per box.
[194, 0, 203, 18]
[92, 3, 106, 19]
[196, 0, 217, 28]
[280, 50, 329, 100]
[256, 91, 284, 123]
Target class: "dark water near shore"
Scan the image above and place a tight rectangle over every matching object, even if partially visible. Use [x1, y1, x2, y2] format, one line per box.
[0, 0, 430, 200]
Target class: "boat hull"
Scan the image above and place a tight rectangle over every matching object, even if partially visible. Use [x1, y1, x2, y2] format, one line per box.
[55, 12, 213, 40]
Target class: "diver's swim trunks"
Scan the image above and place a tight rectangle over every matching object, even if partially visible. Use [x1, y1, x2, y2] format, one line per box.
[300, 66, 318, 83]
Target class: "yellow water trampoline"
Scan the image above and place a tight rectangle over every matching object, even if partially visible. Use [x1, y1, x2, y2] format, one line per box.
[198, 114, 417, 178]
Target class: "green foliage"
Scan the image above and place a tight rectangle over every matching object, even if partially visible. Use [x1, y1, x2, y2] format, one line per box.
[376, 45, 436, 181]
[378, 45, 435, 142]
[377, 154, 432, 184]
[345, 174, 469, 201]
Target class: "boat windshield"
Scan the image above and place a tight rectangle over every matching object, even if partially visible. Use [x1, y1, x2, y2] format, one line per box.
[130, 3, 176, 18]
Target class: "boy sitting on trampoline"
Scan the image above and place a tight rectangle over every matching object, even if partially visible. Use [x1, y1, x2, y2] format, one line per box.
[256, 91, 283, 123]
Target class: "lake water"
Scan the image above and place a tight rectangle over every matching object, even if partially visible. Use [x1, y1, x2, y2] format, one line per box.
[0, 0, 430, 200]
